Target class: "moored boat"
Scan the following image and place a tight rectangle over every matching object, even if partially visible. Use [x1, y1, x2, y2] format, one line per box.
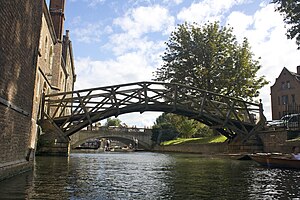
[250, 153, 300, 169]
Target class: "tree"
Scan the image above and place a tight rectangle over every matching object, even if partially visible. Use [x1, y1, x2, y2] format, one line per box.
[272, 0, 300, 49]
[151, 113, 214, 142]
[154, 22, 268, 100]
[151, 113, 179, 142]
[105, 117, 122, 127]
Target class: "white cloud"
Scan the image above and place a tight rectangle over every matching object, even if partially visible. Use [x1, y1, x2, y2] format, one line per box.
[74, 53, 154, 90]
[113, 5, 175, 37]
[72, 22, 111, 43]
[177, 0, 247, 23]
[163, 0, 183, 5]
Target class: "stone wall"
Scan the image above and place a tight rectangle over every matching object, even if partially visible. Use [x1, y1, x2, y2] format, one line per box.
[154, 143, 228, 154]
[258, 129, 300, 153]
[0, 1, 43, 180]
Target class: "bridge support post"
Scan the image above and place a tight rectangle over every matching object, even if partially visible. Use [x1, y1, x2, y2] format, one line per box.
[36, 121, 70, 156]
[36, 135, 70, 156]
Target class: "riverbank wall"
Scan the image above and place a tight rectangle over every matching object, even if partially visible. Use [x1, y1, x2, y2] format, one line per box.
[153, 143, 229, 154]
[153, 130, 300, 155]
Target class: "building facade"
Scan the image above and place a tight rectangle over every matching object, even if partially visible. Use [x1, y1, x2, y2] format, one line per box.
[0, 1, 43, 181]
[0, 0, 76, 181]
[31, 0, 76, 152]
[270, 66, 300, 120]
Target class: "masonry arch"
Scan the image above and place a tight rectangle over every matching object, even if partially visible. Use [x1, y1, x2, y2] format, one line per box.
[71, 135, 151, 150]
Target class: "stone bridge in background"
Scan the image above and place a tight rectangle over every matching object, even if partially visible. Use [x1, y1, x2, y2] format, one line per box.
[70, 126, 153, 150]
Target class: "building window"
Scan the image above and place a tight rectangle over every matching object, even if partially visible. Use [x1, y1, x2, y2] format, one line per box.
[49, 46, 53, 69]
[282, 95, 288, 105]
[281, 82, 285, 89]
[292, 94, 295, 103]
[35, 72, 40, 101]
[44, 36, 48, 61]
[287, 81, 290, 89]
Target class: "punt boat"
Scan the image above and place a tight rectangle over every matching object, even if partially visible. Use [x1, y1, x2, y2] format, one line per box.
[250, 153, 300, 169]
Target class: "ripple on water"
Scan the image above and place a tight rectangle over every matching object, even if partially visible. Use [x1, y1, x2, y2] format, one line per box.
[0, 152, 299, 199]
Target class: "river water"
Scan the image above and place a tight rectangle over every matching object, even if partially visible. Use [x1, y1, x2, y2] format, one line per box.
[0, 152, 299, 199]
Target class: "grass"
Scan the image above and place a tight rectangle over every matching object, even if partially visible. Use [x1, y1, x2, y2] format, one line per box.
[161, 135, 227, 146]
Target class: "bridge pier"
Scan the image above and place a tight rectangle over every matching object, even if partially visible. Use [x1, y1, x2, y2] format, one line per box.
[36, 120, 70, 156]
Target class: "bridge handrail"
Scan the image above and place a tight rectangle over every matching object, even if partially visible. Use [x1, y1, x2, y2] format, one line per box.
[44, 81, 260, 107]
[93, 126, 151, 133]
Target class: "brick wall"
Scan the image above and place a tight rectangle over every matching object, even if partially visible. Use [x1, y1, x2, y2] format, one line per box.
[0, 1, 43, 180]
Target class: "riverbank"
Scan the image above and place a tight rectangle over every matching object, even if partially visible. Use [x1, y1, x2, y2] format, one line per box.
[153, 134, 300, 155]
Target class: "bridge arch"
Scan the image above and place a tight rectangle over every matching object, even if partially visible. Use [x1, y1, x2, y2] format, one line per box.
[70, 127, 153, 150]
[40, 81, 266, 140]
[71, 135, 151, 150]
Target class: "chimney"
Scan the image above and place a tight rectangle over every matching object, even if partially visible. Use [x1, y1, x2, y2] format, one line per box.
[297, 65, 300, 75]
[65, 30, 69, 39]
[50, 0, 66, 41]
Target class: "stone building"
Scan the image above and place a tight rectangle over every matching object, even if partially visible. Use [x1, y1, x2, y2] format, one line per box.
[30, 0, 58, 151]
[270, 66, 300, 119]
[0, 0, 76, 180]
[31, 0, 76, 152]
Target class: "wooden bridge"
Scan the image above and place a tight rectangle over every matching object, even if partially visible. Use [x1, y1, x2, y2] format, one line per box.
[39, 81, 266, 143]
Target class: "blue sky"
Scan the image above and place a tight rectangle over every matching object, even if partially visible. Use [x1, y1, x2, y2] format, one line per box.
[49, 0, 299, 127]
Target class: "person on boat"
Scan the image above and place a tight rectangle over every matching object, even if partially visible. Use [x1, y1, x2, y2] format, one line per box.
[291, 146, 300, 160]
[104, 139, 110, 151]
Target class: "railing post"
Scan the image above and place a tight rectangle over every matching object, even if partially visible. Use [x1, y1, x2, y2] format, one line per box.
[143, 83, 148, 108]
[259, 99, 266, 124]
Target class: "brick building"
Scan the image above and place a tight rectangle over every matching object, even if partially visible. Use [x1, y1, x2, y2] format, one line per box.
[0, 1, 43, 180]
[0, 0, 76, 180]
[270, 66, 300, 120]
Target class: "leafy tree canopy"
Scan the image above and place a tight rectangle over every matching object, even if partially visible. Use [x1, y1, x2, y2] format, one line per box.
[152, 113, 214, 142]
[154, 22, 269, 101]
[272, 0, 300, 49]
[105, 117, 122, 127]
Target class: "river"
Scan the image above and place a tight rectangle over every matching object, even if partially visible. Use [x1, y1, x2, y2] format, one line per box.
[0, 152, 299, 199]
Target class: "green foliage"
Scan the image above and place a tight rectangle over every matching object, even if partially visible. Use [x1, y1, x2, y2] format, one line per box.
[161, 135, 227, 146]
[151, 113, 214, 142]
[104, 117, 122, 127]
[154, 22, 269, 100]
[272, 0, 300, 49]
[151, 113, 179, 143]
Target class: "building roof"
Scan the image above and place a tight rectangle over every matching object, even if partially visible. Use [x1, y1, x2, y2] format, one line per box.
[271, 67, 300, 88]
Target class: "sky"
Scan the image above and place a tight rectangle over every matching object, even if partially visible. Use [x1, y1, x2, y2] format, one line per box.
[51, 0, 299, 127]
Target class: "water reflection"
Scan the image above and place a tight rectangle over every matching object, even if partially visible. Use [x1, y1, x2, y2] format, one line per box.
[0, 152, 299, 199]
[248, 167, 300, 199]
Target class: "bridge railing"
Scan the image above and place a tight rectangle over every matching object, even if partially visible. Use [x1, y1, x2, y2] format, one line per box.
[89, 126, 151, 133]
[41, 81, 265, 138]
